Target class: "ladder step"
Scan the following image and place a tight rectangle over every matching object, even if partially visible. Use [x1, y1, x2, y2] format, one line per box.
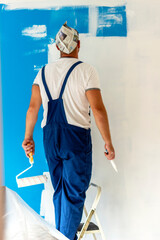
[77, 222, 99, 232]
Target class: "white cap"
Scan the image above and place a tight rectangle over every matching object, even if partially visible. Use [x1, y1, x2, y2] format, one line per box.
[55, 21, 79, 54]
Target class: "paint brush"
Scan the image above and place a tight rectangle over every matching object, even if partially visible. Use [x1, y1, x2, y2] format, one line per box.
[106, 149, 118, 173]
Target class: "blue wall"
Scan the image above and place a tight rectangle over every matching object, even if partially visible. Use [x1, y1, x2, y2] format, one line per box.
[0, 4, 127, 214]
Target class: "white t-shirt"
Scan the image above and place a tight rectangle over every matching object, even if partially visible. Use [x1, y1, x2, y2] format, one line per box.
[33, 58, 100, 129]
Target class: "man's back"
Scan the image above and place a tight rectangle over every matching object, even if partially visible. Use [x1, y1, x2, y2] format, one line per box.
[34, 58, 100, 129]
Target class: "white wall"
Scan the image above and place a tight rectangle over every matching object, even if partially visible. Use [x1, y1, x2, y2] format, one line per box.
[78, 1, 160, 240]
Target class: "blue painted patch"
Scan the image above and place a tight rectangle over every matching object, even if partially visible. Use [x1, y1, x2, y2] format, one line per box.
[0, 4, 127, 214]
[97, 6, 127, 37]
[0, 5, 89, 214]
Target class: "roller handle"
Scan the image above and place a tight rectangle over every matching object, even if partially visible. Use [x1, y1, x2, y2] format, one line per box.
[29, 152, 34, 164]
[27, 143, 34, 164]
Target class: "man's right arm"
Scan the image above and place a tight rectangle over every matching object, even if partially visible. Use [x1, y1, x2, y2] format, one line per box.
[22, 85, 42, 158]
[85, 89, 115, 160]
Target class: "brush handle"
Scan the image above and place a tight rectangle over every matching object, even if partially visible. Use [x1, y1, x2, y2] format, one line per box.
[106, 148, 109, 155]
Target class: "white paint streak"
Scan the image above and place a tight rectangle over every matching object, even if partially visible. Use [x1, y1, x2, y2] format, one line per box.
[25, 49, 46, 56]
[2, 0, 127, 10]
[102, 14, 123, 25]
[22, 25, 47, 39]
[89, 6, 98, 36]
[48, 43, 60, 63]
[34, 65, 43, 72]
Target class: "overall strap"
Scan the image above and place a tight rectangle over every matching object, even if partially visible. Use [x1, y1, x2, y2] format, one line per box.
[59, 61, 82, 99]
[41, 66, 52, 101]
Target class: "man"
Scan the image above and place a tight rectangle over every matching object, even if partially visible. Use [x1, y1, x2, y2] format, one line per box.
[22, 22, 115, 240]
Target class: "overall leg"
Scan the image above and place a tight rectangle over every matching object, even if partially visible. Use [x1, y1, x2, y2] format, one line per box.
[60, 151, 92, 240]
[43, 127, 63, 230]
[45, 153, 63, 230]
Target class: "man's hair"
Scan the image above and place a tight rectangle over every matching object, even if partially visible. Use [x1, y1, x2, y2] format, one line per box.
[55, 22, 79, 54]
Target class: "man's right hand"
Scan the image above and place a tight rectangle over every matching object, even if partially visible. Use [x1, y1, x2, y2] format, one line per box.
[104, 143, 115, 160]
[22, 139, 35, 158]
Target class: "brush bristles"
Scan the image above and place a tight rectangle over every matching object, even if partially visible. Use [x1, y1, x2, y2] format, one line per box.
[17, 175, 47, 188]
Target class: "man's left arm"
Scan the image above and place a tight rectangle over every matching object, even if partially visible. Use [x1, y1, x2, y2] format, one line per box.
[22, 85, 42, 158]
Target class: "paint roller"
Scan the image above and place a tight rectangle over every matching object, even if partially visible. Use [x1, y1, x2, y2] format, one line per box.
[16, 152, 47, 188]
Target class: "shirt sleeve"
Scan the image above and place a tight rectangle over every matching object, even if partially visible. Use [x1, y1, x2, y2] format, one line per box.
[32, 69, 42, 86]
[85, 65, 101, 91]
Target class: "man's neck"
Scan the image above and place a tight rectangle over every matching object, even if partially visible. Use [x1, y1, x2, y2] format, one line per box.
[61, 56, 78, 58]
[60, 49, 78, 59]
[60, 54, 78, 59]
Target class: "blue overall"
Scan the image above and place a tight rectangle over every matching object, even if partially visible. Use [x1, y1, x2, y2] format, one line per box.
[42, 61, 92, 240]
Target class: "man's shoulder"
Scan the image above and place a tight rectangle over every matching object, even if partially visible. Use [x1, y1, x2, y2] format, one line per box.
[79, 61, 97, 72]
